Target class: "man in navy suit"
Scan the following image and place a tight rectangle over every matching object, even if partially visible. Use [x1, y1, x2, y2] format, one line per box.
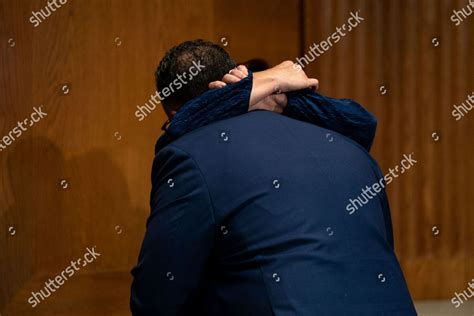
[131, 39, 416, 315]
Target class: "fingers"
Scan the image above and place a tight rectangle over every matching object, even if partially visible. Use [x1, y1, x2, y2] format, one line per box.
[222, 73, 242, 84]
[308, 78, 319, 91]
[209, 81, 227, 89]
[228, 68, 246, 79]
[248, 94, 287, 113]
[272, 94, 288, 112]
[236, 65, 249, 77]
[211, 66, 248, 88]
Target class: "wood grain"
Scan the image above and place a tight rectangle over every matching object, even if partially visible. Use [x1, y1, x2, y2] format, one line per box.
[0, 0, 473, 314]
[303, 0, 474, 299]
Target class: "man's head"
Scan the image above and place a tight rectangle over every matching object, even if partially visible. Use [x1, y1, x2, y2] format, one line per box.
[156, 39, 236, 119]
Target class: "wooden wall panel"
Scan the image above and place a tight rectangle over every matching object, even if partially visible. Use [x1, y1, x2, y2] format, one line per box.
[304, 0, 474, 299]
[0, 0, 216, 312]
[213, 0, 301, 67]
[1, 0, 473, 314]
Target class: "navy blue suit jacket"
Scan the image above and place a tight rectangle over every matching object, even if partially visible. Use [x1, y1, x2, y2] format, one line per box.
[131, 77, 416, 315]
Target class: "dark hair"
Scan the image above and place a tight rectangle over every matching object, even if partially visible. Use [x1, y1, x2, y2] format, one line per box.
[155, 39, 235, 114]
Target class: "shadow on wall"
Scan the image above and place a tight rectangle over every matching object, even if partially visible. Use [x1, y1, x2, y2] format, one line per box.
[1, 136, 145, 311]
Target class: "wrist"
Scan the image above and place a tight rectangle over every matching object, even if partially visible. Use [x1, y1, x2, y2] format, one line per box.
[250, 70, 280, 106]
[256, 69, 282, 93]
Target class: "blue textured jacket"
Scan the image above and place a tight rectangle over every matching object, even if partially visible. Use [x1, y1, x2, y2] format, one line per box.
[131, 75, 416, 315]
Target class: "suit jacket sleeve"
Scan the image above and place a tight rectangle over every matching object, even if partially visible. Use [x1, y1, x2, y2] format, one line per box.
[285, 89, 377, 151]
[131, 145, 216, 315]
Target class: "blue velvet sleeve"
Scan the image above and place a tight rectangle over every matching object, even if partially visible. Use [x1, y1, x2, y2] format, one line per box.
[285, 90, 377, 151]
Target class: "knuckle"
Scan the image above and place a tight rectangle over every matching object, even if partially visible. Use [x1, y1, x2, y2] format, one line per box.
[223, 74, 234, 82]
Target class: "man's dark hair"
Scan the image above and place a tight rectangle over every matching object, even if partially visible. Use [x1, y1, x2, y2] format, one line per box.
[156, 39, 235, 116]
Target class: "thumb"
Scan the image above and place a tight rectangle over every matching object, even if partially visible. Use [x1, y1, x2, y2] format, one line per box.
[209, 81, 227, 89]
[307, 78, 319, 91]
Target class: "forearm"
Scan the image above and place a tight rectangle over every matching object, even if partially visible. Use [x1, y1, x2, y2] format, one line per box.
[250, 70, 279, 106]
[285, 89, 377, 151]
